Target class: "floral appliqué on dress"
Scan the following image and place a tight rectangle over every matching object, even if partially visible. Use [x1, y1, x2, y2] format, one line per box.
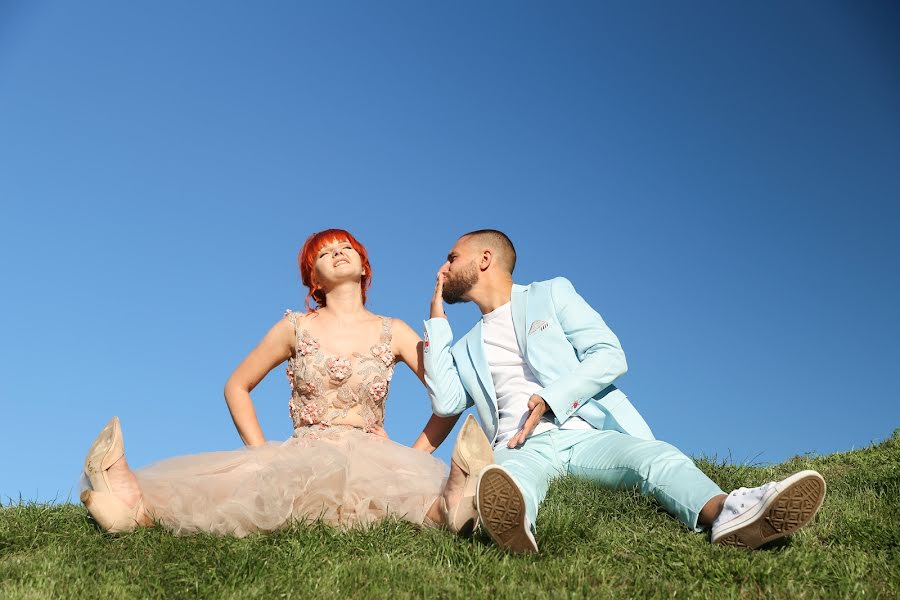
[283, 311, 394, 433]
[371, 343, 394, 367]
[326, 357, 352, 382]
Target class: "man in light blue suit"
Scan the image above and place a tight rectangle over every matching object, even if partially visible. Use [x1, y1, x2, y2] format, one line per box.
[423, 229, 826, 553]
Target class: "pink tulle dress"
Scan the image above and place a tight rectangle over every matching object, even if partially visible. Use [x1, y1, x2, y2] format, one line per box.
[130, 311, 447, 536]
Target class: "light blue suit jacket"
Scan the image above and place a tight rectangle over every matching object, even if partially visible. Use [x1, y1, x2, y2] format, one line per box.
[423, 277, 655, 444]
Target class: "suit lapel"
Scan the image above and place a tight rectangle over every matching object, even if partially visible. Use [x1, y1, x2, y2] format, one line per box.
[521, 283, 551, 383]
[466, 321, 498, 409]
[510, 284, 528, 357]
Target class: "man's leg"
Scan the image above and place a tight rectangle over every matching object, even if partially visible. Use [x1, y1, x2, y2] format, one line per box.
[562, 429, 724, 531]
[478, 431, 561, 552]
[491, 432, 562, 530]
[563, 429, 827, 548]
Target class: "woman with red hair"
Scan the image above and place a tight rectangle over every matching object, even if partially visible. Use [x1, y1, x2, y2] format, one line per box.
[79, 229, 493, 536]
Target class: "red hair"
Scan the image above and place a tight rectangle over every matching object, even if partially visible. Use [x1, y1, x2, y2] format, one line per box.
[298, 229, 372, 311]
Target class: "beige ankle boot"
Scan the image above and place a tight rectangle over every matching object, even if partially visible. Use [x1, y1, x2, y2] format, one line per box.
[81, 416, 151, 532]
[443, 414, 494, 535]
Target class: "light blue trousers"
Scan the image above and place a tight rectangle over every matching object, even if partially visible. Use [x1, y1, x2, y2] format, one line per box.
[492, 429, 724, 532]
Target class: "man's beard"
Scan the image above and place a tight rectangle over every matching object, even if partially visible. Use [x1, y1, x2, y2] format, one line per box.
[442, 261, 479, 304]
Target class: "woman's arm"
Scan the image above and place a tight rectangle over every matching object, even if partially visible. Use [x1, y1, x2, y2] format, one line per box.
[392, 319, 461, 452]
[223, 317, 296, 447]
[411, 413, 462, 453]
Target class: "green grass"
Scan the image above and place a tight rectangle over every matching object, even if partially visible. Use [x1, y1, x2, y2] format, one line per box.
[2, 432, 898, 599]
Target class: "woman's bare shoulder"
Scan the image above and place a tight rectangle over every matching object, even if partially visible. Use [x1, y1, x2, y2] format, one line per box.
[282, 309, 318, 322]
[386, 318, 420, 340]
[275, 310, 317, 335]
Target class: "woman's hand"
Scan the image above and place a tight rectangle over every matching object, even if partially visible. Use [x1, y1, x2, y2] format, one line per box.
[371, 426, 391, 440]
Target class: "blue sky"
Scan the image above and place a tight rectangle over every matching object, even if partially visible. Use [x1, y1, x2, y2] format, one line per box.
[1, 2, 898, 503]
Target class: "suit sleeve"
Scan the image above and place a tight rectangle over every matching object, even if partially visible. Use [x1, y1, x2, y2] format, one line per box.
[422, 318, 473, 417]
[537, 277, 628, 423]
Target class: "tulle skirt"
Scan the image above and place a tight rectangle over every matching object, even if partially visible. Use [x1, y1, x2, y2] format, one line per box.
[132, 426, 448, 537]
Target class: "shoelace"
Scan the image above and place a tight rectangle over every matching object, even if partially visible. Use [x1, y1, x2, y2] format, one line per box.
[714, 482, 776, 527]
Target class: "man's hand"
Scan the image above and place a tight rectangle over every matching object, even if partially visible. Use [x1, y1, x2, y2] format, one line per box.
[431, 270, 447, 319]
[507, 394, 548, 448]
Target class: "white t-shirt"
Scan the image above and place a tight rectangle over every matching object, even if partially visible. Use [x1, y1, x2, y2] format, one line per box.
[482, 302, 591, 447]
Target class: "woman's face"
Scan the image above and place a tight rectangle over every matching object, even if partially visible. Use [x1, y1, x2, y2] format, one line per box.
[314, 239, 364, 287]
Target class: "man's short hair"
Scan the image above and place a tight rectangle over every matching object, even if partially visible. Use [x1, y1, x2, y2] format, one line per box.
[461, 229, 517, 274]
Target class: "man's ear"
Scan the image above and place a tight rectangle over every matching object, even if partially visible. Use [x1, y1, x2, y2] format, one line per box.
[480, 249, 493, 271]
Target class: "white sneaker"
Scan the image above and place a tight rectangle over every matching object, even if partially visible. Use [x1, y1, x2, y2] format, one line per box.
[476, 465, 538, 553]
[711, 470, 826, 549]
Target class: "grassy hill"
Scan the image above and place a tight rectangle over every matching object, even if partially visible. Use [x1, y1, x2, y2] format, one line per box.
[2, 432, 897, 599]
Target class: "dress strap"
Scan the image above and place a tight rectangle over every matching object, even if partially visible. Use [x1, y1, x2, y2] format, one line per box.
[284, 309, 303, 345]
[379, 317, 393, 344]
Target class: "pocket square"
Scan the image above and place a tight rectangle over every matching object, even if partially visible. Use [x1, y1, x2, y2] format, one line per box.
[528, 320, 549, 335]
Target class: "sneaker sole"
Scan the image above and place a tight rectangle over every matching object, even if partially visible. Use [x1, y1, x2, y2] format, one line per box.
[713, 470, 826, 549]
[476, 467, 537, 554]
